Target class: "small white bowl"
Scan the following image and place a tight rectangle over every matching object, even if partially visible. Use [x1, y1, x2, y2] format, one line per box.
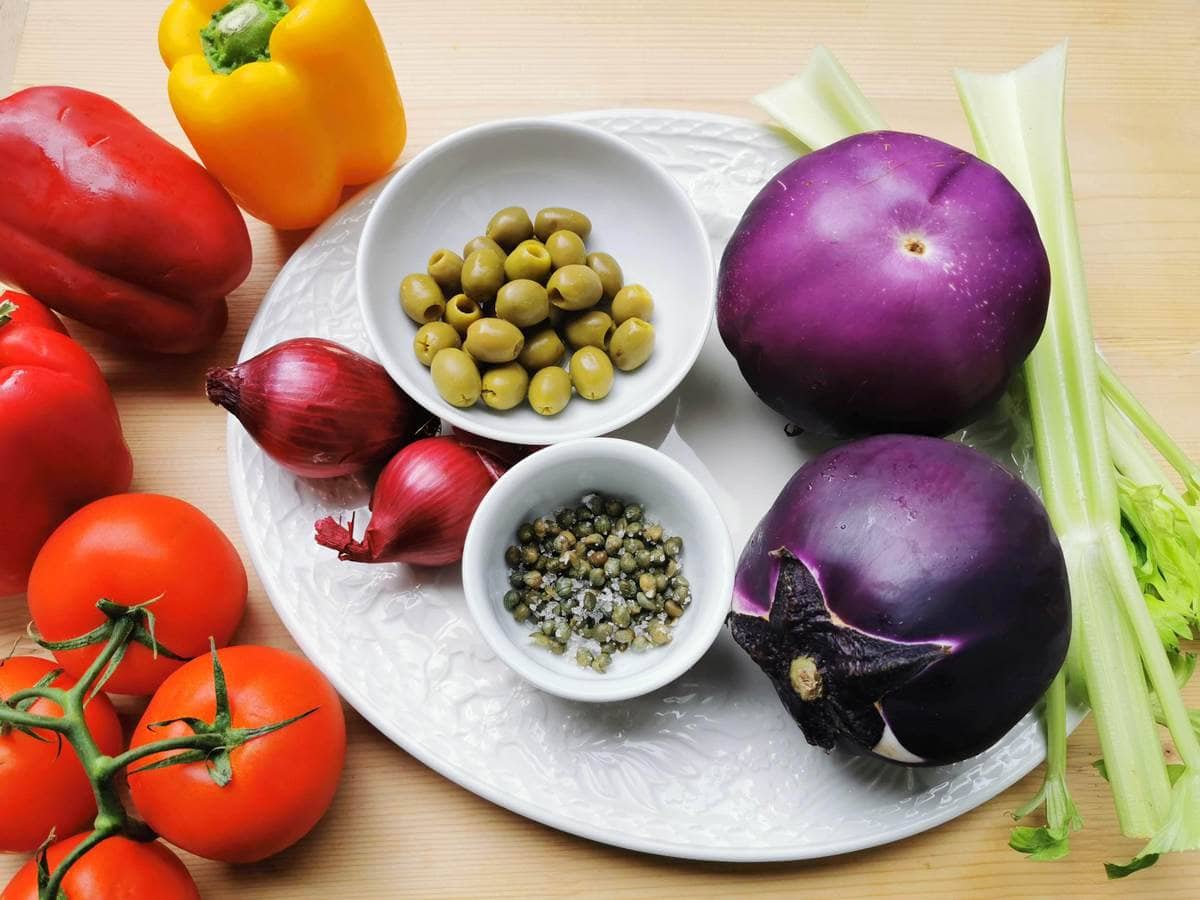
[356, 118, 715, 445]
[462, 438, 734, 702]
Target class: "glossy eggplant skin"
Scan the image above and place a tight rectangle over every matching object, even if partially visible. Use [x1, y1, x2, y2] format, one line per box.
[717, 130, 1050, 438]
[731, 435, 1070, 766]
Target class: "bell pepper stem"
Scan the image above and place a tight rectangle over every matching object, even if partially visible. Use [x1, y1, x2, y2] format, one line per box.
[201, 0, 290, 75]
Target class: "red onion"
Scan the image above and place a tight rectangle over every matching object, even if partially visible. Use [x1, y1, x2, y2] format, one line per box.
[207, 338, 434, 478]
[314, 436, 503, 567]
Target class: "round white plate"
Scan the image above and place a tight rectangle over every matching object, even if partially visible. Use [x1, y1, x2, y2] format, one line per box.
[229, 109, 1081, 862]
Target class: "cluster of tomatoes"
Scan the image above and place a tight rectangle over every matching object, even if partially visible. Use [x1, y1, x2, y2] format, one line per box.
[0, 494, 346, 897]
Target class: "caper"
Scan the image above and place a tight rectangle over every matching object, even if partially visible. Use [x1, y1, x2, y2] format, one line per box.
[545, 229, 588, 268]
[504, 545, 521, 566]
[400, 273, 446, 324]
[413, 321, 461, 366]
[603, 558, 620, 578]
[427, 248, 464, 295]
[464, 317, 524, 364]
[614, 628, 634, 645]
[586, 252, 624, 302]
[534, 207, 592, 241]
[486, 206, 534, 250]
[517, 523, 535, 543]
[504, 239, 553, 283]
[665, 600, 684, 618]
[461, 248, 506, 303]
[631, 635, 651, 652]
[430, 348, 481, 407]
[594, 622, 614, 641]
[570, 346, 614, 401]
[647, 621, 671, 645]
[592, 653, 611, 673]
[612, 604, 631, 627]
[588, 568, 605, 587]
[495, 279, 550, 328]
[576, 648, 594, 668]
[462, 235, 507, 266]
[564, 309, 615, 350]
[645, 524, 663, 542]
[481, 362, 530, 411]
[528, 366, 572, 416]
[665, 536, 683, 557]
[521, 545, 539, 565]
[518, 326, 566, 371]
[609, 317, 655, 371]
[611, 284, 654, 323]
[636, 550, 652, 570]
[547, 264, 603, 311]
[604, 499, 623, 517]
[513, 603, 530, 622]
[524, 570, 543, 589]
[594, 515, 611, 535]
[444, 293, 482, 335]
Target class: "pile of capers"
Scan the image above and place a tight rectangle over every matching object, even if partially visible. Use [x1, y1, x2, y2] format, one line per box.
[402, 206, 656, 416]
[501, 494, 689, 673]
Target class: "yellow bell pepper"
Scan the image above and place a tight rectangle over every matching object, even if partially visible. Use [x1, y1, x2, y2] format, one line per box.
[159, 0, 406, 230]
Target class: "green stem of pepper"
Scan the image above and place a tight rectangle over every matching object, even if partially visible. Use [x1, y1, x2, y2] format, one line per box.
[201, 0, 291, 75]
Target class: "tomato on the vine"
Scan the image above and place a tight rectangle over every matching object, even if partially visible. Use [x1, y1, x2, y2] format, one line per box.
[128, 645, 346, 862]
[28, 493, 247, 695]
[0, 657, 123, 852]
[1, 833, 199, 900]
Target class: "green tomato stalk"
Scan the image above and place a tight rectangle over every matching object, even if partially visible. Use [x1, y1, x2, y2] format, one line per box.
[0, 600, 314, 899]
[753, 44, 1200, 874]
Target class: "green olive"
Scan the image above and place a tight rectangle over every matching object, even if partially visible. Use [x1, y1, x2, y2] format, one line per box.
[585, 252, 624, 302]
[445, 294, 482, 335]
[430, 348, 481, 407]
[461, 248, 506, 303]
[534, 207, 592, 242]
[495, 279, 549, 328]
[547, 264, 603, 311]
[570, 346, 614, 400]
[611, 283, 654, 323]
[413, 321, 461, 366]
[609, 317, 655, 371]
[427, 248, 464, 295]
[545, 230, 587, 268]
[486, 207, 534, 251]
[504, 239, 553, 283]
[481, 362, 530, 411]
[518, 326, 566, 370]
[564, 309, 615, 350]
[528, 366, 572, 416]
[464, 317, 525, 364]
[400, 273, 446, 324]
[462, 235, 508, 266]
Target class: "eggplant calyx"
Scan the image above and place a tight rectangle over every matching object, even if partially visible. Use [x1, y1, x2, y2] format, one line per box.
[730, 547, 949, 754]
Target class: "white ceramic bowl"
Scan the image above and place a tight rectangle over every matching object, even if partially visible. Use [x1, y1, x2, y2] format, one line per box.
[357, 118, 715, 445]
[462, 438, 734, 702]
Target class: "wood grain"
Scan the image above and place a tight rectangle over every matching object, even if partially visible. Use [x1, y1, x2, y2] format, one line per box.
[2, 1, 1198, 896]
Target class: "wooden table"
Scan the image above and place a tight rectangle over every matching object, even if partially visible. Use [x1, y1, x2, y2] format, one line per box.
[2, 0, 1197, 895]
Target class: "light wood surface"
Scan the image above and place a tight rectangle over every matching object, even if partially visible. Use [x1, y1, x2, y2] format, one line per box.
[2, 1, 1198, 896]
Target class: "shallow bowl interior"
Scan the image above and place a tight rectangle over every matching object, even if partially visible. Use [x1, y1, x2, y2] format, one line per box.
[357, 118, 714, 444]
[462, 438, 734, 702]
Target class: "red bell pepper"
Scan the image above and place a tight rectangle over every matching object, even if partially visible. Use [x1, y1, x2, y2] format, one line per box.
[0, 87, 252, 354]
[0, 292, 133, 596]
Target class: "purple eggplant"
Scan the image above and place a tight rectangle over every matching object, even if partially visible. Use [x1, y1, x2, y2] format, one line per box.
[717, 130, 1051, 438]
[730, 435, 1070, 766]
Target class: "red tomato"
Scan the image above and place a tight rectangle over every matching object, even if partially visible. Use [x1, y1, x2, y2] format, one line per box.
[128, 645, 346, 862]
[0, 290, 67, 334]
[0, 657, 123, 852]
[1, 833, 199, 900]
[28, 493, 247, 695]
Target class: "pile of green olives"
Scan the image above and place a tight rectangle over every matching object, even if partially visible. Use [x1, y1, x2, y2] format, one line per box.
[401, 206, 657, 415]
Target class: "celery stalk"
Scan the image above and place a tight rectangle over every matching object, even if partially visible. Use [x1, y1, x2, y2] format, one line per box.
[753, 46, 885, 150]
[956, 44, 1200, 868]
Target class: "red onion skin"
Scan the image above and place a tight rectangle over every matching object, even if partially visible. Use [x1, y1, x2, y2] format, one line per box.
[207, 338, 433, 479]
[314, 437, 502, 567]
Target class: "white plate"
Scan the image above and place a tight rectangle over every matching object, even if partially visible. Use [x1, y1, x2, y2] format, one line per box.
[229, 109, 1083, 862]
